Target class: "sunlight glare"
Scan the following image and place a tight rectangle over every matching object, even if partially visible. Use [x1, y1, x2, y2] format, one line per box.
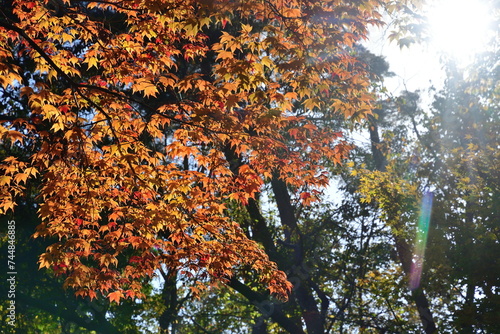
[427, 0, 495, 62]
[409, 191, 434, 291]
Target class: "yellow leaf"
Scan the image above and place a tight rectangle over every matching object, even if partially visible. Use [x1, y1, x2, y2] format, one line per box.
[38, 254, 51, 269]
[303, 97, 321, 110]
[0, 175, 11, 185]
[261, 56, 274, 69]
[13, 173, 28, 184]
[85, 56, 99, 69]
[61, 32, 73, 43]
[132, 79, 158, 97]
[241, 24, 252, 34]
[51, 121, 65, 132]
[41, 104, 59, 119]
[216, 50, 234, 60]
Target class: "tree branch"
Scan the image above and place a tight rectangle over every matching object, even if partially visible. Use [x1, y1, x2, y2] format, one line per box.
[227, 277, 306, 334]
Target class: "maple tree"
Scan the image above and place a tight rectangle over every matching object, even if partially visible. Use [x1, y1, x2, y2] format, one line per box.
[0, 0, 385, 304]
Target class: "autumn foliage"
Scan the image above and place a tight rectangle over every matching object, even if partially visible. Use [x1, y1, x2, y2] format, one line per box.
[0, 0, 383, 302]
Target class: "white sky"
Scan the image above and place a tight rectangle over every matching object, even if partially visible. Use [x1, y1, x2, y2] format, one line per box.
[364, 0, 498, 96]
[364, 25, 447, 95]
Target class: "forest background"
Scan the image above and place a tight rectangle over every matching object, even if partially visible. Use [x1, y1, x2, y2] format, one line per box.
[0, 0, 498, 333]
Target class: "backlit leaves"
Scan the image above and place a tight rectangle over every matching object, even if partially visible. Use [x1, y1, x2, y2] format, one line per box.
[0, 0, 385, 303]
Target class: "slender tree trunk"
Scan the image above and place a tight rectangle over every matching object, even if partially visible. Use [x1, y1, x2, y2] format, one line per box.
[159, 269, 178, 333]
[270, 177, 326, 334]
[369, 117, 438, 334]
[462, 281, 476, 334]
[224, 143, 329, 333]
[462, 200, 476, 334]
[228, 278, 306, 334]
[247, 197, 278, 260]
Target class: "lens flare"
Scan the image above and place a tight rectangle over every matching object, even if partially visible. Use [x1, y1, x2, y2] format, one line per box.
[409, 191, 434, 290]
[427, 0, 495, 64]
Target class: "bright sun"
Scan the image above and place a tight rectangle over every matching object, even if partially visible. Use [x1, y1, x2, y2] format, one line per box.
[427, 0, 496, 62]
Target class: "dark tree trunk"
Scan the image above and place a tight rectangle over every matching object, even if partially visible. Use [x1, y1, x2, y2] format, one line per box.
[369, 117, 438, 334]
[228, 278, 306, 334]
[159, 270, 179, 333]
[270, 178, 326, 334]
[461, 200, 476, 334]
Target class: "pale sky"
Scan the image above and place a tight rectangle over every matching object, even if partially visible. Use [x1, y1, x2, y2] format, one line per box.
[365, 0, 498, 96]
[364, 24, 446, 95]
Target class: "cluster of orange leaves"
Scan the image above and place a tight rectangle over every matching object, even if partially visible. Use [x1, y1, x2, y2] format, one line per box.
[0, 0, 383, 302]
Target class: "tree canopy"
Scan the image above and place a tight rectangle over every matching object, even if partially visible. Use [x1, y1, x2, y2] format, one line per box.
[1, 0, 499, 333]
[0, 0, 383, 304]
